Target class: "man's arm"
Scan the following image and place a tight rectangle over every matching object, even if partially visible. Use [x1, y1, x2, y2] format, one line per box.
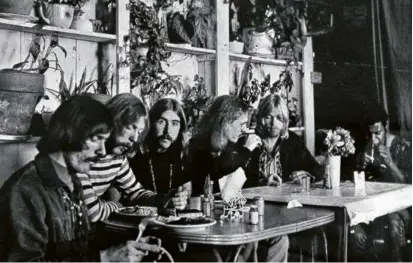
[78, 173, 122, 222]
[115, 158, 167, 207]
[3, 186, 48, 261]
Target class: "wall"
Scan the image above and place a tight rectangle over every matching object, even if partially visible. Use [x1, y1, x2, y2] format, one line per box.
[0, 0, 115, 186]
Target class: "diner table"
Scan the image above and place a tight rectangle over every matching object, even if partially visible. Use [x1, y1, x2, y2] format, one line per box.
[242, 181, 413, 262]
[101, 202, 335, 262]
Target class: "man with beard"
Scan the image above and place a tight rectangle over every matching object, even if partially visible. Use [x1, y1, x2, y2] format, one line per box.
[129, 98, 191, 197]
[0, 96, 162, 261]
[78, 94, 188, 223]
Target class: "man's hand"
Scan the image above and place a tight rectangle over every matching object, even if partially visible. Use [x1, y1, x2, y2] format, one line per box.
[242, 134, 262, 152]
[351, 225, 367, 250]
[290, 170, 313, 184]
[378, 145, 394, 167]
[100, 237, 162, 262]
[172, 186, 188, 210]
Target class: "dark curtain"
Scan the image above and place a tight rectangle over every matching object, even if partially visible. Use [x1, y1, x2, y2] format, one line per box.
[380, 0, 412, 139]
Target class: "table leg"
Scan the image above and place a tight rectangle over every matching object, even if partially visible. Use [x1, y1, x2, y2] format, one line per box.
[233, 245, 244, 262]
[337, 208, 349, 262]
[212, 247, 223, 262]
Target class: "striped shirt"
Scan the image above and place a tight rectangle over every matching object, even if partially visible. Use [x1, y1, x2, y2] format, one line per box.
[78, 155, 157, 222]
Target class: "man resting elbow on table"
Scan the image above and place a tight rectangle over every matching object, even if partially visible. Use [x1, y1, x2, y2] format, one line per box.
[189, 95, 291, 262]
[77, 94, 188, 224]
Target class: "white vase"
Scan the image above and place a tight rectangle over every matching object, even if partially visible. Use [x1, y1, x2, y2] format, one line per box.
[70, 12, 93, 32]
[328, 155, 341, 189]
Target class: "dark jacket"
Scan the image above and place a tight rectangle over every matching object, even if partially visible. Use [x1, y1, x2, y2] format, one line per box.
[189, 141, 252, 196]
[0, 154, 98, 261]
[190, 132, 323, 195]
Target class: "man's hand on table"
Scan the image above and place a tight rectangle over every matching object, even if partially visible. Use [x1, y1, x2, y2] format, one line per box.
[100, 237, 163, 262]
[172, 186, 188, 210]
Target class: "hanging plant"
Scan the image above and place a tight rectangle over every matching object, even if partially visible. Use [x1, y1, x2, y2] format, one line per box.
[127, 0, 176, 101]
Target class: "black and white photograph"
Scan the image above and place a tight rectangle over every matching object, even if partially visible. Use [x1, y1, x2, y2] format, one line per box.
[0, 0, 410, 262]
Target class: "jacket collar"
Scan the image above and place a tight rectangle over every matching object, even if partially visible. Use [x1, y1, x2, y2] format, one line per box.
[34, 154, 69, 189]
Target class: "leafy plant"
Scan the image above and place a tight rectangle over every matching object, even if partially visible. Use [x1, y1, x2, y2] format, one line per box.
[45, 64, 113, 102]
[127, 0, 172, 93]
[236, 0, 310, 60]
[8, 33, 67, 75]
[182, 74, 212, 131]
[168, 0, 217, 49]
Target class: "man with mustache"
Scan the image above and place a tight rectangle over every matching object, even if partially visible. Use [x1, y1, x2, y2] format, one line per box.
[78, 94, 188, 223]
[129, 98, 191, 198]
[0, 96, 162, 261]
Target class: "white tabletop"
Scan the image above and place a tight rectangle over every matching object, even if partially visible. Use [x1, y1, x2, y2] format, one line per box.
[242, 181, 412, 226]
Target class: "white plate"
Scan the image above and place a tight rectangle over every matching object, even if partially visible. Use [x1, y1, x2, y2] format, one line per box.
[152, 217, 216, 232]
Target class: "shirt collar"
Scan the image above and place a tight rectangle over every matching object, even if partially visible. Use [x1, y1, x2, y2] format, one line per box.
[34, 153, 69, 189]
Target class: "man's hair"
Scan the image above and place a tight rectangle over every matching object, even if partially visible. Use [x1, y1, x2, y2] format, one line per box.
[363, 100, 388, 127]
[37, 95, 113, 154]
[106, 93, 148, 137]
[143, 98, 188, 155]
[191, 95, 249, 152]
[255, 94, 290, 139]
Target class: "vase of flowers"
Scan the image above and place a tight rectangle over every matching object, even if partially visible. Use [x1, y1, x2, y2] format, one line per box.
[323, 127, 355, 188]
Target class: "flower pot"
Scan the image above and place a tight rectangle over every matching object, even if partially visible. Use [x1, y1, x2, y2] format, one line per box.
[243, 28, 276, 57]
[36, 3, 74, 28]
[0, 0, 35, 15]
[0, 70, 44, 135]
[229, 41, 244, 54]
[327, 155, 341, 189]
[70, 12, 93, 32]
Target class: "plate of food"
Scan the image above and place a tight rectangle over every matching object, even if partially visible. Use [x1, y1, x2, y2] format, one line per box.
[115, 205, 158, 218]
[153, 210, 216, 232]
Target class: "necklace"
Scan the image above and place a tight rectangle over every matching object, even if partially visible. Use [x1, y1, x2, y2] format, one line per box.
[149, 158, 173, 193]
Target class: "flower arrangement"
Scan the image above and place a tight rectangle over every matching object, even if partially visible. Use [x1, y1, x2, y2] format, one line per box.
[323, 127, 356, 157]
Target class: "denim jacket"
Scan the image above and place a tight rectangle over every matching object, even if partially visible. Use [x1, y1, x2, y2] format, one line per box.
[0, 154, 97, 261]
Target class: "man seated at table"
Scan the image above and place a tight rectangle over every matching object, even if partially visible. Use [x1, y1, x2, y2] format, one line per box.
[77, 93, 188, 223]
[244, 94, 324, 187]
[0, 96, 163, 261]
[129, 98, 192, 196]
[188, 95, 288, 262]
[350, 102, 411, 262]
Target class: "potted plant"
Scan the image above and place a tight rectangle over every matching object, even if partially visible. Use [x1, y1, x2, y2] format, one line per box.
[36, 64, 113, 134]
[35, 0, 89, 28]
[167, 0, 216, 49]
[0, 0, 36, 17]
[128, 0, 184, 107]
[182, 74, 212, 135]
[70, 0, 93, 32]
[237, 0, 309, 60]
[0, 33, 67, 135]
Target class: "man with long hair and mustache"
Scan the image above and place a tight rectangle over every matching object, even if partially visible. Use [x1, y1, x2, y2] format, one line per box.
[129, 98, 191, 198]
[77, 94, 188, 223]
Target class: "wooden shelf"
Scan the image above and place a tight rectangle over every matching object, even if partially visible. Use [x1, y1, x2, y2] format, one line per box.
[0, 134, 41, 144]
[0, 18, 116, 43]
[230, 52, 303, 67]
[165, 43, 302, 67]
[165, 43, 215, 55]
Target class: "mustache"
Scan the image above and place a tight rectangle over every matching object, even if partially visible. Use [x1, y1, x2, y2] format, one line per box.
[158, 134, 173, 141]
[85, 156, 100, 163]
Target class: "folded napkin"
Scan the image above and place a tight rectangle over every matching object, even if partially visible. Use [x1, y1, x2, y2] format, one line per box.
[219, 167, 247, 203]
[287, 199, 303, 209]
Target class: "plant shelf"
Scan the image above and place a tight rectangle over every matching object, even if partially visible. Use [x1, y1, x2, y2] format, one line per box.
[165, 43, 215, 55]
[0, 18, 116, 43]
[0, 134, 41, 144]
[229, 52, 303, 67]
[165, 43, 302, 66]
